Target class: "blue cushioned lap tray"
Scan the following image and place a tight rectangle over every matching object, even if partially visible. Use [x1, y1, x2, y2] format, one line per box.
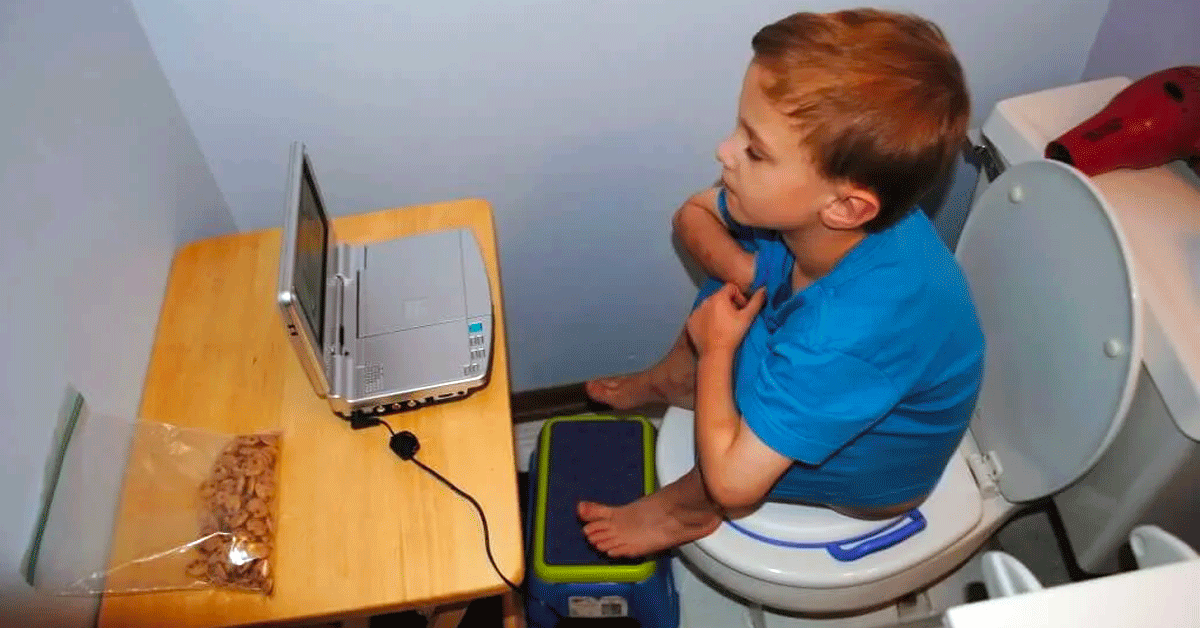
[544, 420, 646, 566]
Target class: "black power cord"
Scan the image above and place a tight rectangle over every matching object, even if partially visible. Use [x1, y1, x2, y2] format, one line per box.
[349, 415, 566, 624]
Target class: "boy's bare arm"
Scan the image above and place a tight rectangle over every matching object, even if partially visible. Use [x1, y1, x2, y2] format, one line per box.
[673, 188, 756, 294]
[694, 345, 793, 510]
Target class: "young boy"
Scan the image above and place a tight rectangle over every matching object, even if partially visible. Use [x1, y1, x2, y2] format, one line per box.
[580, 9, 984, 558]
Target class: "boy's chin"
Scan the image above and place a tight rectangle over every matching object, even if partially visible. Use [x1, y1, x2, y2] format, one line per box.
[725, 194, 749, 223]
[729, 205, 765, 229]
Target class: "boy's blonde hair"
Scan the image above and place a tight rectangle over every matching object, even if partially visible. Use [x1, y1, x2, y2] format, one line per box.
[752, 9, 970, 231]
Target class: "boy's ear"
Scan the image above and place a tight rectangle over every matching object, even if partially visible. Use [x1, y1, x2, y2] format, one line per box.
[822, 185, 880, 230]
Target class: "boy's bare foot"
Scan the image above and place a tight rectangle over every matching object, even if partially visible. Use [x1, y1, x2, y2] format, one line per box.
[586, 331, 696, 410]
[578, 470, 721, 558]
[585, 374, 663, 410]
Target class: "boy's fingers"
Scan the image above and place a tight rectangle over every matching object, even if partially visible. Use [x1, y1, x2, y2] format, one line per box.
[743, 287, 767, 315]
[715, 282, 744, 307]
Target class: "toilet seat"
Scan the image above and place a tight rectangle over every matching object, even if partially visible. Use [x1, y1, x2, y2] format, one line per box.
[656, 160, 1143, 608]
[657, 406, 983, 589]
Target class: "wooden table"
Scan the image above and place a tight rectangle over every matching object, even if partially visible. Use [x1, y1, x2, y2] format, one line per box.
[99, 200, 524, 628]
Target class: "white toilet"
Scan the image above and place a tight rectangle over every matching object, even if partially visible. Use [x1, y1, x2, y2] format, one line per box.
[656, 77, 1200, 626]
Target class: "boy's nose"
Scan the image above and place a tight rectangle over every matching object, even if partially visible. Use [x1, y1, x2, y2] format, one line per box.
[716, 137, 735, 169]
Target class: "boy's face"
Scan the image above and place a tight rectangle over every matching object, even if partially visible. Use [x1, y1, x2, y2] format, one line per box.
[716, 63, 842, 232]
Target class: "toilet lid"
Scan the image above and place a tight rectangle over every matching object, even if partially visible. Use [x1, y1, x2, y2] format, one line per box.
[957, 159, 1142, 503]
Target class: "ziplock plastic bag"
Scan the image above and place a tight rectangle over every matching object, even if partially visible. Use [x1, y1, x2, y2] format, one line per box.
[27, 397, 281, 595]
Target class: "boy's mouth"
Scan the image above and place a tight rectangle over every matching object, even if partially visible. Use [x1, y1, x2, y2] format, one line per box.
[722, 186, 741, 220]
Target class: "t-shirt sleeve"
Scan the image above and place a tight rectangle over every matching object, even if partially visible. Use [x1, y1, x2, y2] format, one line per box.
[740, 342, 902, 466]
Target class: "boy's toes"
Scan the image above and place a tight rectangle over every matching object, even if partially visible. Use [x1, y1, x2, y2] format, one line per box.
[585, 378, 622, 403]
[588, 378, 621, 390]
[585, 373, 659, 410]
[584, 528, 618, 550]
[578, 501, 613, 522]
[584, 525, 617, 543]
[583, 519, 615, 539]
[595, 537, 624, 554]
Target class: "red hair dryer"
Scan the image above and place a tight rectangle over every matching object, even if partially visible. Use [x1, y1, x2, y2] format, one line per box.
[1046, 66, 1200, 177]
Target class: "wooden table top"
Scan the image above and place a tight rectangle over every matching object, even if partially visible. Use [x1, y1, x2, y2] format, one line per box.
[99, 199, 523, 627]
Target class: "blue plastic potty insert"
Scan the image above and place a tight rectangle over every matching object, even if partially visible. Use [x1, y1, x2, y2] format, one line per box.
[524, 416, 678, 628]
[725, 509, 926, 561]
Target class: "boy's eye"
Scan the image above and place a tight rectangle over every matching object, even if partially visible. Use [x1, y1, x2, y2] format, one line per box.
[745, 146, 763, 161]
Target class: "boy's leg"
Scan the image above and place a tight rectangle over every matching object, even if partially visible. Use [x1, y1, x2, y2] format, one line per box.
[587, 277, 727, 411]
[578, 465, 721, 558]
[585, 327, 697, 410]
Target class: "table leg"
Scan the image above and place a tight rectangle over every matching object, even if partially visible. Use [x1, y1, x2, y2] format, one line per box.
[426, 601, 470, 628]
[502, 590, 526, 628]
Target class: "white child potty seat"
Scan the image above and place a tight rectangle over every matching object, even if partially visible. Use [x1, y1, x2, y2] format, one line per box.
[657, 159, 1142, 614]
[657, 406, 983, 609]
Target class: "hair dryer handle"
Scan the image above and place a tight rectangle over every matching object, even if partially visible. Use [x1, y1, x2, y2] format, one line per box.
[1191, 133, 1200, 176]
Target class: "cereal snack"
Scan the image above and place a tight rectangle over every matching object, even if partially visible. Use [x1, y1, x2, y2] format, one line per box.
[26, 411, 284, 596]
[188, 434, 281, 594]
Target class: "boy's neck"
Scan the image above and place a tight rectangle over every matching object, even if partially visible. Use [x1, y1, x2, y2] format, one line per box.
[782, 225, 867, 292]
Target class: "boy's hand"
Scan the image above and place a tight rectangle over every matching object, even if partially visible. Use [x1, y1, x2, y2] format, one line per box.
[687, 283, 766, 356]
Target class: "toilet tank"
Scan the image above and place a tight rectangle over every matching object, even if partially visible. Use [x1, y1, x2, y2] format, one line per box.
[979, 77, 1133, 172]
[975, 79, 1200, 573]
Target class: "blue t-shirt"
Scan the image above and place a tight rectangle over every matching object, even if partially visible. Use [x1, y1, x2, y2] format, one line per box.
[697, 189, 985, 508]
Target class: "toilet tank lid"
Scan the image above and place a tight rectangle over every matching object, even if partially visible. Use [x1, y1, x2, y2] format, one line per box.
[958, 160, 1143, 503]
[982, 77, 1130, 167]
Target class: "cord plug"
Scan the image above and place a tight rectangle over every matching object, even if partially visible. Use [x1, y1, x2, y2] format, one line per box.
[390, 431, 420, 460]
[349, 414, 382, 430]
